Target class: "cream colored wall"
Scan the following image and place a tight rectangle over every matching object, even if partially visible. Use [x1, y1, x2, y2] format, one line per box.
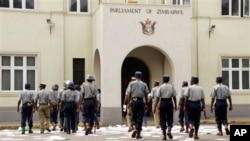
[0, 0, 93, 106]
[192, 0, 250, 104]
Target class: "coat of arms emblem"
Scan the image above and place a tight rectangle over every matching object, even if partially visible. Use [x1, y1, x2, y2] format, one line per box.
[140, 19, 157, 35]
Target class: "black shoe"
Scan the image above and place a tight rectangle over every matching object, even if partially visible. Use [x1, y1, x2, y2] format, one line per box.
[189, 128, 194, 138]
[29, 130, 33, 134]
[131, 130, 137, 138]
[40, 131, 44, 134]
[167, 133, 173, 139]
[46, 128, 51, 132]
[225, 128, 230, 135]
[60, 128, 63, 131]
[85, 128, 91, 135]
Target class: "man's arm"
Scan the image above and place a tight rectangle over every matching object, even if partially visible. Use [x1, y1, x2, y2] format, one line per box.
[173, 96, 177, 111]
[228, 96, 233, 111]
[210, 97, 215, 112]
[17, 100, 21, 112]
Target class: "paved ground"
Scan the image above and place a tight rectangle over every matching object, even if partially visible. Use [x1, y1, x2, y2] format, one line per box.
[0, 125, 230, 141]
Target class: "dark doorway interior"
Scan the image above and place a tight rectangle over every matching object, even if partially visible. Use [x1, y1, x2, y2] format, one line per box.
[121, 57, 150, 116]
[73, 58, 85, 86]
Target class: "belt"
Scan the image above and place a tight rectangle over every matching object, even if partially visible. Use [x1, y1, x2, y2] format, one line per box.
[188, 100, 200, 103]
[84, 98, 94, 100]
[216, 99, 226, 101]
[39, 103, 48, 105]
[161, 98, 172, 101]
[132, 97, 143, 101]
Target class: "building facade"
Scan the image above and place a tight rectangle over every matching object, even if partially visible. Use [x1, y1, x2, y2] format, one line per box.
[0, 0, 249, 124]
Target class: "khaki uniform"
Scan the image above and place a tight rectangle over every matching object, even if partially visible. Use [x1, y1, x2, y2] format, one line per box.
[36, 89, 51, 132]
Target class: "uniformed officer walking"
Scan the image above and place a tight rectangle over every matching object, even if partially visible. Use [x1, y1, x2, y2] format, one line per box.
[50, 84, 59, 131]
[210, 76, 233, 136]
[184, 77, 205, 140]
[178, 81, 189, 133]
[35, 83, 51, 134]
[61, 81, 79, 134]
[80, 74, 98, 135]
[127, 71, 149, 139]
[123, 76, 136, 132]
[17, 83, 35, 134]
[153, 75, 177, 140]
[58, 80, 70, 132]
[74, 85, 81, 130]
[148, 80, 160, 128]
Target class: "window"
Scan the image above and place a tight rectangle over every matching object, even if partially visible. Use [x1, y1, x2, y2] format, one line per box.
[73, 58, 85, 86]
[0, 55, 37, 91]
[222, 0, 250, 17]
[172, 0, 191, 5]
[68, 0, 88, 13]
[0, 0, 34, 9]
[222, 58, 250, 90]
[126, 0, 138, 3]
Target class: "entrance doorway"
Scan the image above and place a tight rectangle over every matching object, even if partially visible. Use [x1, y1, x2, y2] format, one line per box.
[121, 57, 150, 116]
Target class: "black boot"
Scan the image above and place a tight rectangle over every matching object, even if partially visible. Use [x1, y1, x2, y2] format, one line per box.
[136, 129, 143, 139]
[21, 127, 25, 134]
[29, 127, 33, 133]
[162, 130, 167, 140]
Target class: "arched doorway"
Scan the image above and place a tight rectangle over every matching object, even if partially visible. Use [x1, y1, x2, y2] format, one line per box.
[121, 57, 150, 116]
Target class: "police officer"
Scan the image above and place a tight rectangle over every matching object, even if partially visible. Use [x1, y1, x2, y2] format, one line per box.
[210, 76, 232, 136]
[17, 83, 35, 134]
[50, 84, 59, 131]
[153, 75, 177, 140]
[123, 76, 136, 132]
[178, 81, 189, 133]
[58, 80, 70, 132]
[184, 77, 205, 140]
[80, 74, 98, 135]
[74, 85, 81, 130]
[127, 71, 149, 139]
[35, 83, 51, 134]
[148, 80, 160, 128]
[61, 81, 79, 134]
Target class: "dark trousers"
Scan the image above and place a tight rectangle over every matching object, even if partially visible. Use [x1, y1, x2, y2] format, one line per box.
[214, 100, 228, 130]
[178, 103, 188, 125]
[50, 104, 58, 124]
[159, 98, 174, 130]
[21, 103, 33, 128]
[131, 98, 144, 131]
[187, 101, 201, 129]
[82, 98, 95, 126]
[63, 102, 76, 132]
[59, 111, 64, 129]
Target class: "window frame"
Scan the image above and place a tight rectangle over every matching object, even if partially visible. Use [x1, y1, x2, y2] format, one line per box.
[67, 0, 90, 14]
[243, 0, 250, 16]
[0, 55, 37, 92]
[0, 0, 36, 10]
[221, 0, 247, 17]
[221, 58, 250, 90]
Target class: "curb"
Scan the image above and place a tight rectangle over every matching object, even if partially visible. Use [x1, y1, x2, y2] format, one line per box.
[1, 120, 250, 130]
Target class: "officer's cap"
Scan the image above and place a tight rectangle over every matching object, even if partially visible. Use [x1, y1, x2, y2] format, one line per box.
[135, 71, 142, 78]
[162, 75, 170, 82]
[67, 81, 75, 89]
[182, 81, 188, 86]
[39, 83, 46, 88]
[86, 74, 95, 81]
[216, 76, 223, 82]
[52, 84, 59, 90]
[191, 77, 199, 83]
[25, 83, 30, 89]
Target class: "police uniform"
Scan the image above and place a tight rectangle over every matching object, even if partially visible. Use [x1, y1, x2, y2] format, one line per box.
[154, 75, 177, 140]
[184, 77, 205, 139]
[150, 80, 160, 128]
[127, 71, 149, 139]
[50, 84, 59, 131]
[17, 83, 35, 134]
[35, 83, 51, 133]
[61, 81, 79, 134]
[178, 81, 189, 132]
[211, 76, 232, 136]
[74, 85, 81, 130]
[81, 74, 98, 135]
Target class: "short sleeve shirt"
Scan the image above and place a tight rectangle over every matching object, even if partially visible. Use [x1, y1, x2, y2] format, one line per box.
[180, 87, 188, 99]
[18, 90, 34, 104]
[35, 89, 50, 104]
[151, 86, 159, 101]
[61, 89, 78, 102]
[126, 80, 149, 98]
[81, 82, 98, 99]
[50, 91, 59, 105]
[157, 83, 177, 98]
[210, 84, 231, 100]
[184, 84, 205, 101]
